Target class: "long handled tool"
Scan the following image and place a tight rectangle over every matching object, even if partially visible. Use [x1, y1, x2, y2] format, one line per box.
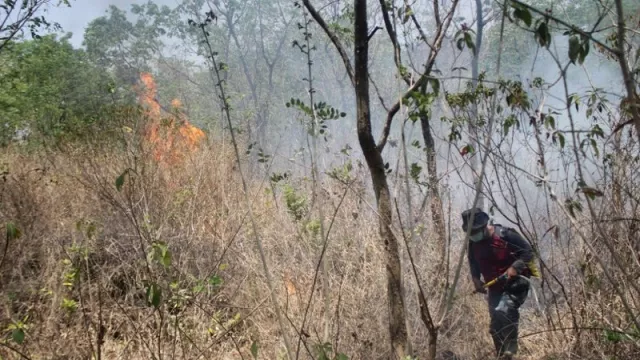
[483, 260, 540, 289]
[483, 273, 508, 289]
[469, 273, 506, 295]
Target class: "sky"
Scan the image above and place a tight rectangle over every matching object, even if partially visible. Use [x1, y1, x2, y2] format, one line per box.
[42, 0, 157, 48]
[44, 0, 478, 48]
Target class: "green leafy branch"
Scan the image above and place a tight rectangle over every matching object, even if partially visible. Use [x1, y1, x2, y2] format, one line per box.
[507, 0, 618, 63]
[286, 98, 346, 136]
[454, 26, 476, 54]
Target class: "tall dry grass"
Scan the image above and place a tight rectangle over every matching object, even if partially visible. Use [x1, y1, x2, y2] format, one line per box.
[0, 111, 638, 360]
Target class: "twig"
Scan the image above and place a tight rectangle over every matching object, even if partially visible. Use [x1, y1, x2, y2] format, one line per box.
[0, 342, 32, 360]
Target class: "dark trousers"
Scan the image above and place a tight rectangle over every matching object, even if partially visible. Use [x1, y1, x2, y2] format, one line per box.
[487, 277, 530, 357]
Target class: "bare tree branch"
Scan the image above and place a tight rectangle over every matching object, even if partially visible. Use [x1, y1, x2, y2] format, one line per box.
[376, 0, 460, 152]
[302, 0, 355, 86]
[378, 0, 410, 82]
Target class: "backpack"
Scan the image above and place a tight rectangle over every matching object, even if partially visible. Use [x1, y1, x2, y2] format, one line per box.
[494, 225, 541, 278]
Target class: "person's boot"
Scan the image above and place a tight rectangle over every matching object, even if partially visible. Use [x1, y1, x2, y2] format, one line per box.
[498, 351, 514, 360]
[501, 336, 518, 359]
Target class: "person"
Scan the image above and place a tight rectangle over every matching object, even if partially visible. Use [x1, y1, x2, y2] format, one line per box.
[462, 208, 535, 360]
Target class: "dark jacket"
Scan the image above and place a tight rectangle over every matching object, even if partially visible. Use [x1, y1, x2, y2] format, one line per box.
[468, 225, 533, 293]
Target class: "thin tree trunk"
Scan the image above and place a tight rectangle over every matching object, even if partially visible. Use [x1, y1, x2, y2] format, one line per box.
[419, 83, 447, 271]
[427, 331, 438, 360]
[470, 0, 486, 210]
[614, 0, 640, 144]
[301, 10, 331, 343]
[354, 1, 409, 358]
[612, 130, 623, 216]
[400, 120, 415, 355]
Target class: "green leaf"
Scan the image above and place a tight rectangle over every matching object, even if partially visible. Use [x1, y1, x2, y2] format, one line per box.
[250, 341, 259, 359]
[160, 249, 171, 267]
[545, 115, 555, 130]
[429, 78, 440, 96]
[402, 7, 414, 24]
[146, 283, 162, 308]
[464, 32, 476, 54]
[590, 138, 599, 158]
[6, 222, 21, 241]
[579, 185, 603, 199]
[568, 36, 580, 64]
[336, 354, 349, 360]
[503, 114, 519, 135]
[208, 275, 223, 286]
[579, 39, 590, 64]
[513, 8, 532, 27]
[564, 198, 582, 218]
[591, 124, 604, 138]
[409, 163, 422, 184]
[532, 77, 545, 88]
[535, 22, 551, 48]
[12, 328, 25, 344]
[604, 329, 623, 343]
[115, 169, 130, 192]
[192, 283, 205, 294]
[557, 132, 565, 149]
[149, 242, 172, 268]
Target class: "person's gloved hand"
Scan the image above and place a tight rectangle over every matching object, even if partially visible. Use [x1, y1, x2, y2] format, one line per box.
[506, 266, 519, 279]
[472, 277, 486, 294]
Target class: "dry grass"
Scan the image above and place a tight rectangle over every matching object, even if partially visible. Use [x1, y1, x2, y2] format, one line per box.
[0, 118, 638, 360]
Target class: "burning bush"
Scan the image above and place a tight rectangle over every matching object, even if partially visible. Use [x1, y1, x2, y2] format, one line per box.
[136, 72, 206, 166]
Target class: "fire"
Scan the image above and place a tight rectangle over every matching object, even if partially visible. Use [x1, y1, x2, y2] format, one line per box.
[136, 72, 206, 165]
[139, 72, 160, 119]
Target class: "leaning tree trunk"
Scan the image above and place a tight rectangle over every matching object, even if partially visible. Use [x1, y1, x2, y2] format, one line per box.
[354, 0, 409, 358]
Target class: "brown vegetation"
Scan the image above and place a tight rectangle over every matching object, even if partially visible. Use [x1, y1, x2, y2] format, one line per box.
[0, 103, 638, 359]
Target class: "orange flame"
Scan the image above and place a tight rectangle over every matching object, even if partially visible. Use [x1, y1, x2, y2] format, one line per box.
[136, 72, 206, 166]
[139, 72, 160, 119]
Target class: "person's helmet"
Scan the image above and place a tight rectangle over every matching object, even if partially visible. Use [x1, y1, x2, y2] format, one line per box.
[461, 208, 489, 242]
